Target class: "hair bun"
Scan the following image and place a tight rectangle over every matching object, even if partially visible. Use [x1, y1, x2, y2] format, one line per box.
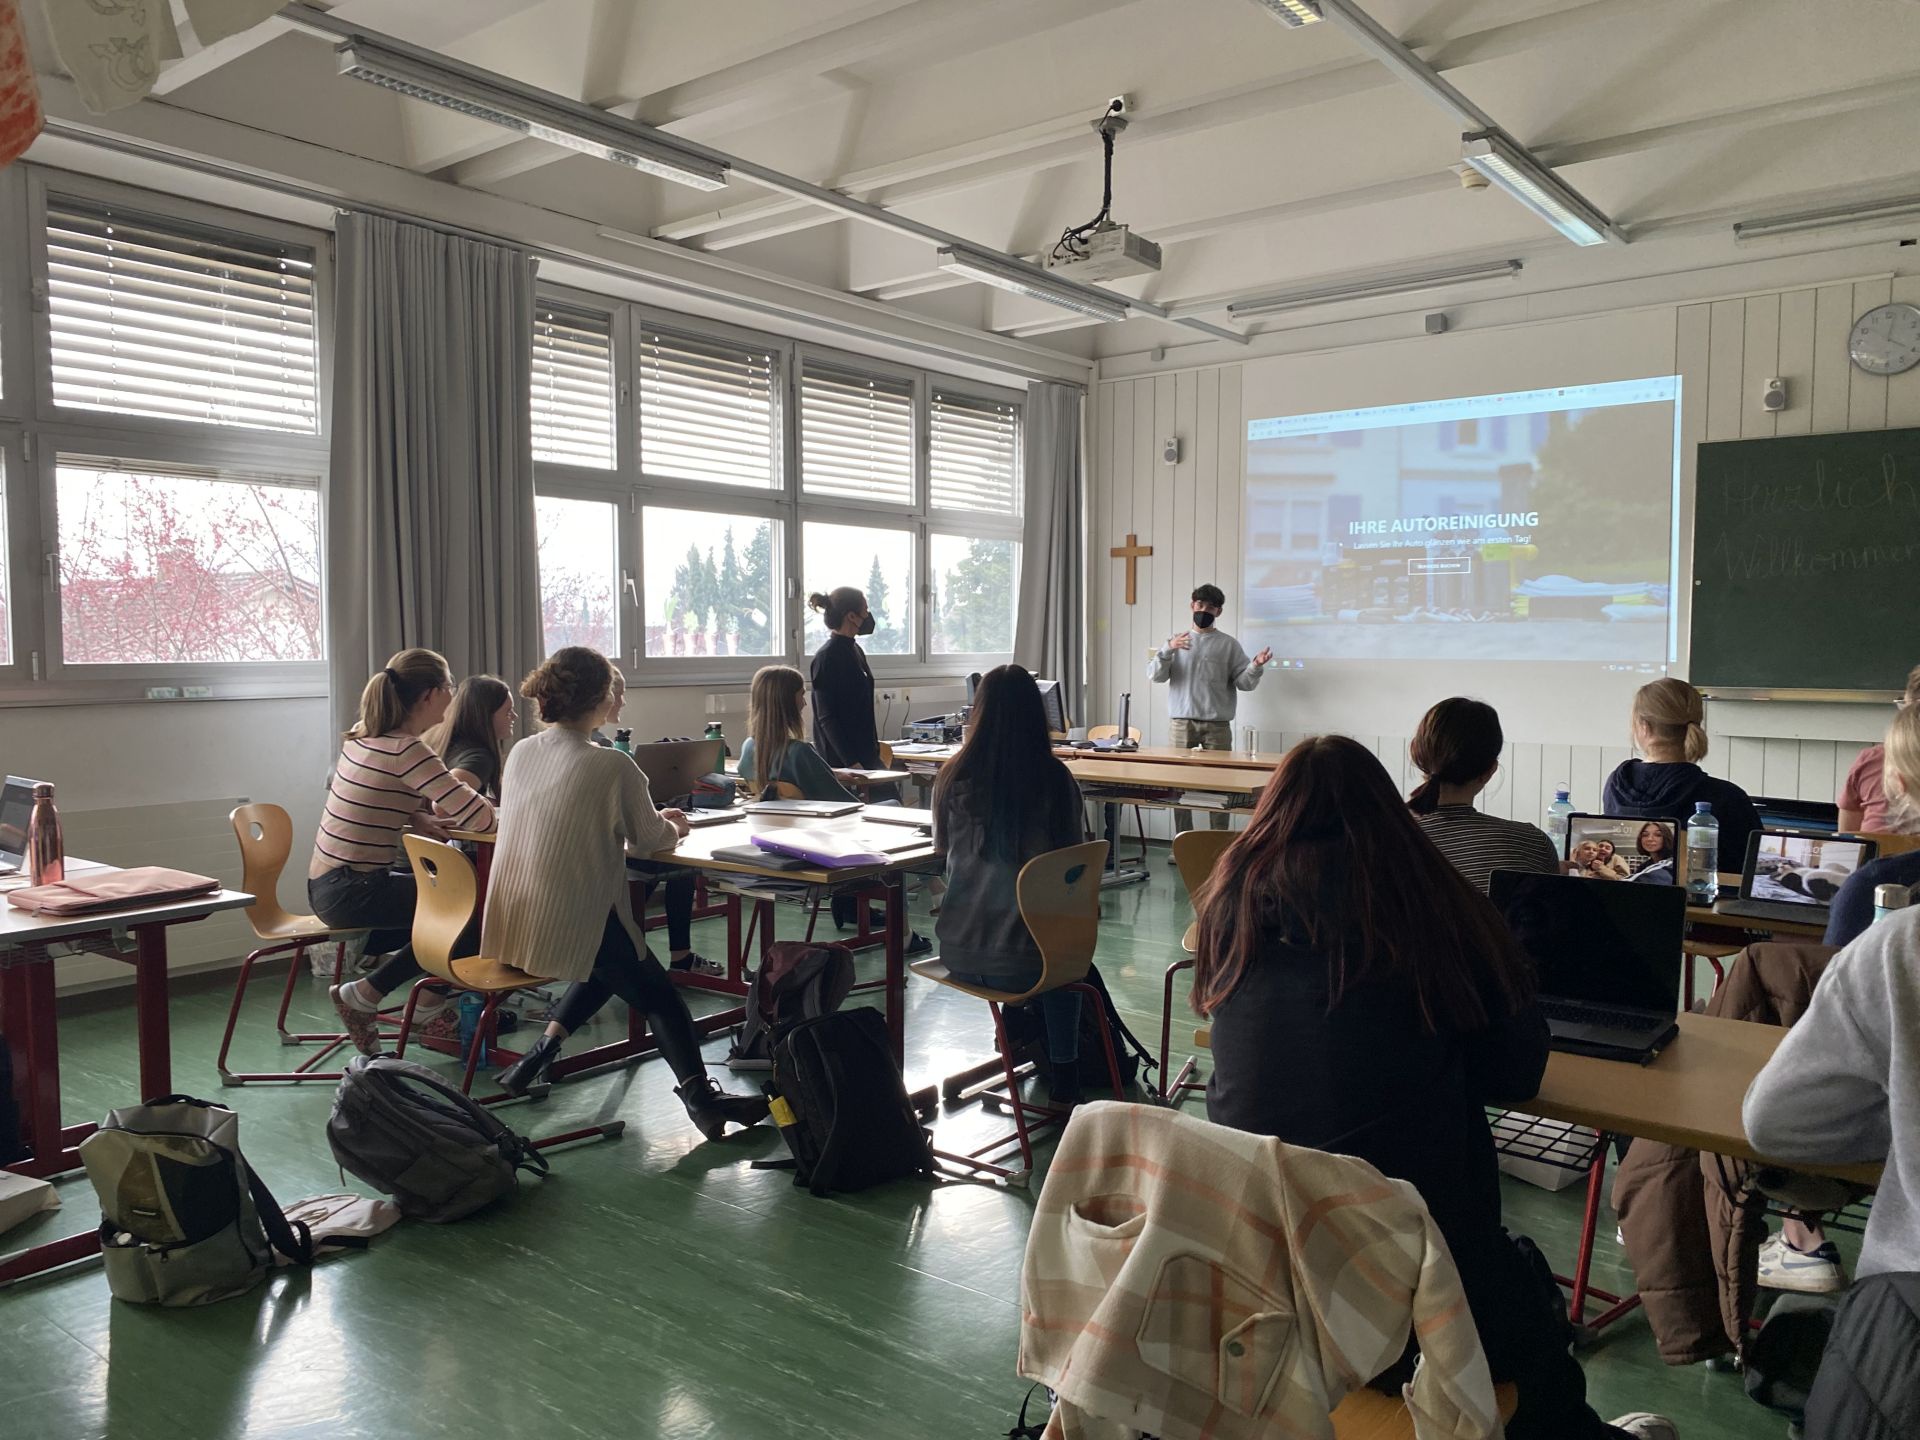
[806, 592, 829, 612]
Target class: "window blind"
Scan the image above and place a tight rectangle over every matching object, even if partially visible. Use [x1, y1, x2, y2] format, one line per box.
[800, 366, 914, 506]
[929, 389, 1020, 515]
[637, 327, 778, 489]
[45, 200, 318, 434]
[532, 306, 615, 468]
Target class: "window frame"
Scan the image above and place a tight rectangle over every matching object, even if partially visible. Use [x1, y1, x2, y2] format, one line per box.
[0, 170, 332, 705]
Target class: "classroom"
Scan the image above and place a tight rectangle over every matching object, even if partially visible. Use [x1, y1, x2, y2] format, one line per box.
[3, 3, 1920, 1438]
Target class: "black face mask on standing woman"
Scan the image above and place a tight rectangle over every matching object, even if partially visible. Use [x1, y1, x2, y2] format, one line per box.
[1192, 611, 1216, 629]
[856, 612, 876, 636]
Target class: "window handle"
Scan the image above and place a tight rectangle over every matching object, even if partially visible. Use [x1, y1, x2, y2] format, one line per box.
[622, 569, 638, 605]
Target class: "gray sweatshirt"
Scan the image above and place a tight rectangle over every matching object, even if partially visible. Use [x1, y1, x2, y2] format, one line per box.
[1743, 906, 1920, 1279]
[1146, 627, 1264, 722]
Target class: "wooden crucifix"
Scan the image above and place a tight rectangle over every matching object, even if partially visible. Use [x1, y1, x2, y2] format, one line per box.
[1110, 533, 1153, 605]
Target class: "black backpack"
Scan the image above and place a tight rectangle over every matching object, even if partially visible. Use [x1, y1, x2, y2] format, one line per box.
[727, 940, 856, 1071]
[761, 1007, 934, 1196]
[999, 963, 1158, 1096]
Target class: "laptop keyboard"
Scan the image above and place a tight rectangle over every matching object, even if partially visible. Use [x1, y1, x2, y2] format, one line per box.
[1542, 999, 1661, 1031]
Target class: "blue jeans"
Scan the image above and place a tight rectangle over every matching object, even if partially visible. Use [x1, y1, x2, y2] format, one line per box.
[947, 966, 1081, 1065]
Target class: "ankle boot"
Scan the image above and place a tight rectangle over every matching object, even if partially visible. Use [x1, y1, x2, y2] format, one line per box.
[676, 1074, 772, 1141]
[495, 1034, 563, 1097]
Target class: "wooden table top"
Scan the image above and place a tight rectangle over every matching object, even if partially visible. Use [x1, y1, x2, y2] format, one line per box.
[894, 744, 1283, 775]
[1066, 758, 1269, 794]
[0, 858, 254, 948]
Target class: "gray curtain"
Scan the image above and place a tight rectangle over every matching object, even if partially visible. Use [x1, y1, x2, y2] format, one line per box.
[326, 213, 542, 735]
[1015, 380, 1088, 724]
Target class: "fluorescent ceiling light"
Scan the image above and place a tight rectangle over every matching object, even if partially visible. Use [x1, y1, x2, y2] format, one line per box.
[1227, 259, 1522, 317]
[1249, 0, 1323, 26]
[1461, 131, 1619, 247]
[935, 245, 1131, 323]
[336, 40, 728, 192]
[1734, 195, 1920, 242]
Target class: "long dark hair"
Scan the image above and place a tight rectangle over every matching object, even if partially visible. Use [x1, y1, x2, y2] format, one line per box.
[933, 664, 1076, 861]
[1193, 735, 1534, 1032]
[1408, 697, 1503, 814]
[431, 675, 512, 795]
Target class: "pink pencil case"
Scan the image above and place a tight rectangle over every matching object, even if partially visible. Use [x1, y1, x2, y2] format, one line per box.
[7, 867, 220, 916]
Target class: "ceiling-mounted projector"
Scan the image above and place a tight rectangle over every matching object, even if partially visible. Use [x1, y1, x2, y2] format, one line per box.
[1044, 98, 1163, 283]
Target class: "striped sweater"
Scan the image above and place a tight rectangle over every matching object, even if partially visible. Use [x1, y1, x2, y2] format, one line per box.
[309, 734, 495, 876]
[1415, 804, 1561, 895]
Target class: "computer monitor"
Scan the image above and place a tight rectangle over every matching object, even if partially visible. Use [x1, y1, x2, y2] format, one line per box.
[1034, 678, 1068, 736]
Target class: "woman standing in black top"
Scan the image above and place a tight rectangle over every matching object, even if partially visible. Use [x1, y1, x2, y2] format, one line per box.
[807, 587, 885, 774]
[1195, 735, 1673, 1440]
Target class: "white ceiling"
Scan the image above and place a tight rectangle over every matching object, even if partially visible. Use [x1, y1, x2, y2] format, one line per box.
[22, 0, 1920, 360]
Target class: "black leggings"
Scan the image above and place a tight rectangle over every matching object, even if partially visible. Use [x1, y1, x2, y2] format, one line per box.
[629, 862, 694, 952]
[550, 912, 707, 1084]
[310, 866, 425, 996]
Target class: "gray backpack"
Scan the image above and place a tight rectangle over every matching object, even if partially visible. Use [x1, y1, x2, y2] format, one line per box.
[327, 1055, 547, 1222]
[79, 1095, 313, 1306]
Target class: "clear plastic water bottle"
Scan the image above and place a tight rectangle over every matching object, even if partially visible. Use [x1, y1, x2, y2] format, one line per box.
[1545, 786, 1574, 853]
[1873, 883, 1913, 926]
[1685, 802, 1719, 904]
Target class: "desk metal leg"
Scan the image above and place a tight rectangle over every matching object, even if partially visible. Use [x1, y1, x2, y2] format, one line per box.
[131, 924, 173, 1102]
[3, 948, 75, 1180]
[883, 876, 906, 1070]
[1099, 801, 1151, 890]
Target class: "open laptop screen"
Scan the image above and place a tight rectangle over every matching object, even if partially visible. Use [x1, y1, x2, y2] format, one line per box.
[1490, 869, 1686, 1015]
[1565, 813, 1679, 885]
[0, 776, 43, 866]
[1745, 831, 1875, 907]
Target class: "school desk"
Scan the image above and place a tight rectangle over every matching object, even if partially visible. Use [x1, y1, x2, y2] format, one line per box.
[1, 864, 255, 1285]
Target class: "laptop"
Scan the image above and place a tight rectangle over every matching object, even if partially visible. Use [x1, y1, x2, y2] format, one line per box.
[627, 738, 725, 804]
[1490, 869, 1687, 1061]
[0, 776, 43, 876]
[1564, 813, 1681, 885]
[1713, 828, 1878, 926]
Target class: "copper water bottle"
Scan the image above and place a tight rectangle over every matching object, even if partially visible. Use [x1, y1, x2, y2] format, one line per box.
[27, 782, 64, 886]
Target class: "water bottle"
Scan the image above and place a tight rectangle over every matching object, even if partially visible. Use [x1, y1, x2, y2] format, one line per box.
[457, 992, 488, 1066]
[613, 728, 632, 755]
[704, 721, 731, 760]
[1545, 786, 1574, 852]
[1874, 883, 1913, 926]
[1685, 802, 1719, 904]
[27, 782, 64, 886]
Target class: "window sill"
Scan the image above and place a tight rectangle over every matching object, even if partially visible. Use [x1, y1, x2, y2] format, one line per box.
[0, 678, 329, 709]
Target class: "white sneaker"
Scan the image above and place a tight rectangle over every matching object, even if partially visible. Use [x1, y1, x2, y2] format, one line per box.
[1609, 1415, 1679, 1440]
[1756, 1232, 1847, 1294]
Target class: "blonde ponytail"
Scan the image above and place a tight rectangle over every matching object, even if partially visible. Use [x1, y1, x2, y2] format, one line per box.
[1631, 677, 1709, 762]
[350, 648, 451, 739]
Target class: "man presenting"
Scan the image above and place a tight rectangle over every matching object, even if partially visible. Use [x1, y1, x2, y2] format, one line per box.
[1148, 583, 1271, 842]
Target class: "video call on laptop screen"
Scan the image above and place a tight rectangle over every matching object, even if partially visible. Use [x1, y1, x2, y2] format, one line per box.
[1565, 815, 1678, 885]
[1748, 832, 1873, 907]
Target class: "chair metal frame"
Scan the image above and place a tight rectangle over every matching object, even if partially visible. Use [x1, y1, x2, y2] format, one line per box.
[216, 803, 382, 1085]
[1158, 828, 1235, 1107]
[911, 840, 1119, 1185]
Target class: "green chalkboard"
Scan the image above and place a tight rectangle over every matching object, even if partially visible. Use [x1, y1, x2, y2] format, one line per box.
[1691, 426, 1920, 696]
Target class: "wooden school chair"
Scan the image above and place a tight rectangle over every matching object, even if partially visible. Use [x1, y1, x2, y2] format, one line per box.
[1860, 830, 1920, 857]
[1087, 725, 1149, 862]
[910, 840, 1119, 1184]
[216, 803, 373, 1085]
[1329, 1383, 1518, 1438]
[1159, 827, 1235, 1106]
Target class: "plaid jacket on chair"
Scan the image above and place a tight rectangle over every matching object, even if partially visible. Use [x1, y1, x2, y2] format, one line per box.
[1020, 1102, 1502, 1440]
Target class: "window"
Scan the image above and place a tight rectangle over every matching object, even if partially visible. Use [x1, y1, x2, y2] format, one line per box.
[0, 453, 10, 667]
[638, 327, 778, 490]
[929, 389, 1019, 515]
[535, 495, 619, 657]
[930, 533, 1019, 655]
[45, 199, 318, 433]
[531, 306, 615, 469]
[800, 365, 914, 506]
[642, 506, 782, 659]
[803, 521, 911, 656]
[55, 458, 321, 664]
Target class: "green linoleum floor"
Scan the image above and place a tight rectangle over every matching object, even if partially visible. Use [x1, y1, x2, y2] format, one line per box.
[3, 861, 1808, 1440]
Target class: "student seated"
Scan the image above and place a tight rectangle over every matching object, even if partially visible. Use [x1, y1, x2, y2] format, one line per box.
[591, 669, 720, 978]
[432, 675, 513, 800]
[317, 650, 496, 1053]
[738, 664, 858, 801]
[486, 648, 767, 1138]
[1837, 663, 1920, 834]
[1827, 705, 1920, 948]
[1407, 697, 1560, 893]
[933, 665, 1089, 1105]
[1197, 735, 1675, 1440]
[1604, 678, 1760, 868]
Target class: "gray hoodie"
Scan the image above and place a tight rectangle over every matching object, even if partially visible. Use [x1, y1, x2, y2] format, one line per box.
[1743, 906, 1920, 1278]
[1146, 627, 1264, 722]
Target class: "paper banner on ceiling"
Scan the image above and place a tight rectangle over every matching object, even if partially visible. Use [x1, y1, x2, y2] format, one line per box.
[40, 0, 289, 115]
[0, 0, 43, 168]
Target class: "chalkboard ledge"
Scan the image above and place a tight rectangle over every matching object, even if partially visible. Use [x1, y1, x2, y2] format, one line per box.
[1698, 686, 1905, 703]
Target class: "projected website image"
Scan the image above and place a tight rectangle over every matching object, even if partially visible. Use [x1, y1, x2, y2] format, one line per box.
[1242, 377, 1679, 662]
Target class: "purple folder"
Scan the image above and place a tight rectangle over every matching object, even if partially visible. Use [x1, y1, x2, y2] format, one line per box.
[749, 829, 887, 869]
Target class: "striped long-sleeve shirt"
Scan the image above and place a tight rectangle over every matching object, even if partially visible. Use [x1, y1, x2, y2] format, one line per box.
[309, 734, 495, 876]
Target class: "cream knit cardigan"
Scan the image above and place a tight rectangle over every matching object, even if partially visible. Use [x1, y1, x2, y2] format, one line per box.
[478, 725, 680, 983]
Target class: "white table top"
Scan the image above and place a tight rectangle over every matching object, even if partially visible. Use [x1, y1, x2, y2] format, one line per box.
[0, 857, 254, 948]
